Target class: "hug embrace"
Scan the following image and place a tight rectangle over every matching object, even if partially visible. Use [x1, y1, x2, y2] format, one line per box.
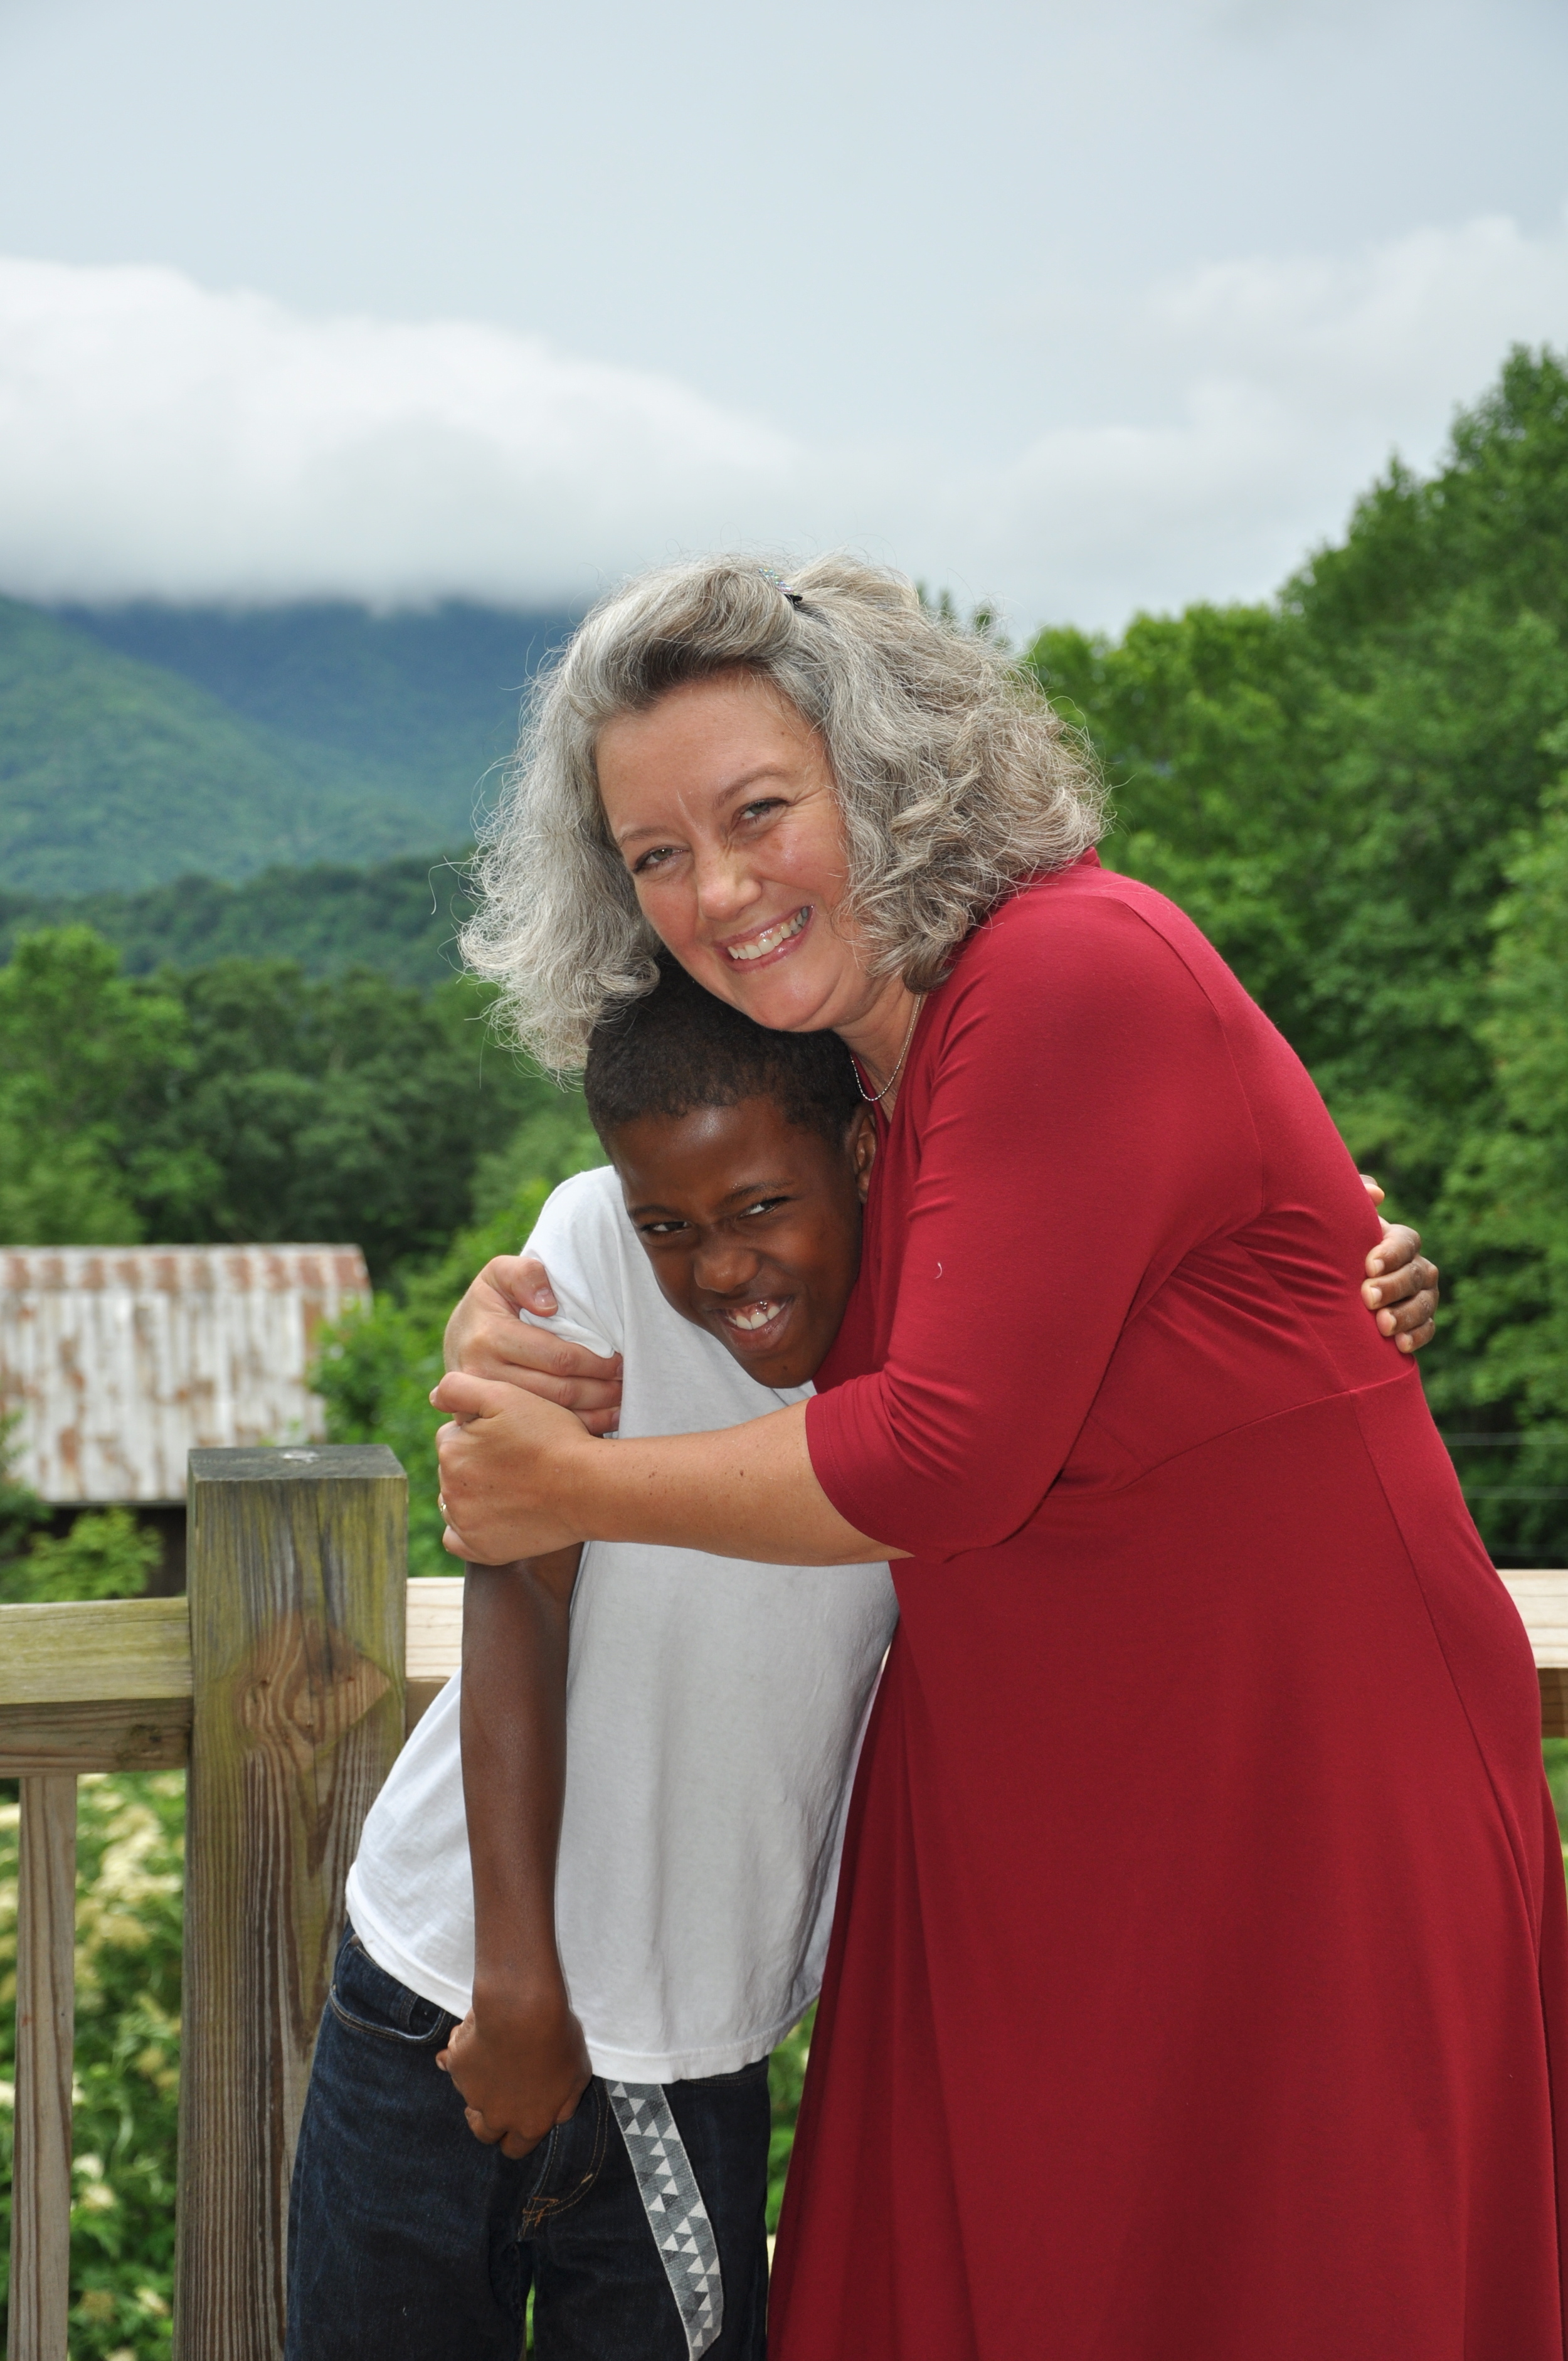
[287, 557, 1562, 2361]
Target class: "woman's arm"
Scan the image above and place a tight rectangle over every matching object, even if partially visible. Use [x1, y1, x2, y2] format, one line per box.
[435, 1547, 592, 2156]
[433, 1382, 889, 1569]
[444, 1258, 623, 1433]
[442, 1200, 1437, 1441]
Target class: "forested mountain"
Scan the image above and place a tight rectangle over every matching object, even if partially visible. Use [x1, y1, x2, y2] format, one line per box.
[1030, 345, 1568, 1563]
[0, 597, 574, 894]
[0, 848, 473, 984]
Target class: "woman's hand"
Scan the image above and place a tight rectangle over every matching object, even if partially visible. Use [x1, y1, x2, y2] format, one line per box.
[444, 1256, 623, 1436]
[1358, 1177, 1440, 1355]
[437, 1991, 591, 2159]
[433, 1371, 588, 1563]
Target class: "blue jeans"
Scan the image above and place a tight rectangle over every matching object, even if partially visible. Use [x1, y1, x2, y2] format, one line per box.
[286, 1925, 771, 2360]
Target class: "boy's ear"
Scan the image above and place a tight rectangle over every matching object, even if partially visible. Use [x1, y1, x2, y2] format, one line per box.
[848, 1106, 878, 1203]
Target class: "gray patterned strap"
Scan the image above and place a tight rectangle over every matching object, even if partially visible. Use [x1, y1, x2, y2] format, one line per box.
[606, 2079, 724, 2358]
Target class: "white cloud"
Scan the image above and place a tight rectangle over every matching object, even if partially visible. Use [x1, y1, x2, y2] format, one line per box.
[1, 215, 1565, 633]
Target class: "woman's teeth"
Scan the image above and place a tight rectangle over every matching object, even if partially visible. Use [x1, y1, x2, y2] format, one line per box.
[725, 908, 808, 963]
[723, 1301, 781, 1332]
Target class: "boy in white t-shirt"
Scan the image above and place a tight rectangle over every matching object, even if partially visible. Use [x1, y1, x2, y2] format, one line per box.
[286, 962, 898, 2361]
[285, 958, 1429, 2361]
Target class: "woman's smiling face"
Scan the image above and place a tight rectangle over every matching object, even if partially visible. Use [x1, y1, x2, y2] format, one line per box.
[596, 670, 877, 1041]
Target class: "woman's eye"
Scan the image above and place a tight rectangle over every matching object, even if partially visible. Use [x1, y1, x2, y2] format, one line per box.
[737, 797, 786, 826]
[632, 846, 679, 876]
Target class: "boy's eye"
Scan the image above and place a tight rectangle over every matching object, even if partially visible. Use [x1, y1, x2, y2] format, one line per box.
[637, 1217, 689, 1238]
[739, 1196, 788, 1219]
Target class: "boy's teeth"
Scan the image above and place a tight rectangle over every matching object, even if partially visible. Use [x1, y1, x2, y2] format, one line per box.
[726, 1302, 779, 1331]
[726, 908, 807, 963]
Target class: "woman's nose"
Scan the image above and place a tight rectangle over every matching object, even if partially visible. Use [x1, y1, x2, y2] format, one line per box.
[691, 843, 759, 925]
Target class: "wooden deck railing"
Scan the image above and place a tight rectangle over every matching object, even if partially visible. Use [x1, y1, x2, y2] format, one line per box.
[1, 1445, 465, 2361]
[2, 1445, 1565, 2358]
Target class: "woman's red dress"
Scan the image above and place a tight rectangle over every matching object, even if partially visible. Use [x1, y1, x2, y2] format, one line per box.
[773, 856, 1568, 2360]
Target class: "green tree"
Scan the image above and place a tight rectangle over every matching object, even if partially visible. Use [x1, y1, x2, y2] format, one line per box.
[0, 928, 188, 1243]
[1425, 773, 1568, 1556]
[129, 962, 585, 1282]
[1025, 345, 1568, 1557]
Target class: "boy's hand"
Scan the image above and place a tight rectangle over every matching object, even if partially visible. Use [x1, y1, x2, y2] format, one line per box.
[433, 1372, 586, 1563]
[437, 1991, 591, 2158]
[445, 1256, 623, 1436]
[1357, 1177, 1439, 1354]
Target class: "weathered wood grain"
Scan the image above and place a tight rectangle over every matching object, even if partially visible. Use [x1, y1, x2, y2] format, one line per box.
[0, 1695, 192, 1775]
[172, 1446, 406, 2361]
[0, 1596, 191, 1707]
[8, 1775, 77, 2361]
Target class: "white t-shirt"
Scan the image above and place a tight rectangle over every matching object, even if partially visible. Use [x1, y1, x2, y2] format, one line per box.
[346, 1164, 899, 2082]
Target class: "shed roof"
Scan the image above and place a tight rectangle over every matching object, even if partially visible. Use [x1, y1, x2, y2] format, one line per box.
[0, 1245, 371, 1504]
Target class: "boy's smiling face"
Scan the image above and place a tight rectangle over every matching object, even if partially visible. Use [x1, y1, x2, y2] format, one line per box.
[609, 1095, 876, 1389]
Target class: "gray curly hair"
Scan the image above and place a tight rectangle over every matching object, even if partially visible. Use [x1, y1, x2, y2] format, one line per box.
[462, 551, 1104, 1070]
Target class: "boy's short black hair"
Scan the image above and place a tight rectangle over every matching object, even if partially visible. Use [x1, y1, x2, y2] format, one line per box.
[584, 956, 862, 1147]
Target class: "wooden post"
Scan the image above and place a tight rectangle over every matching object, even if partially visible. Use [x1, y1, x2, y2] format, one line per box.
[7, 1775, 77, 2361]
[172, 1445, 406, 2361]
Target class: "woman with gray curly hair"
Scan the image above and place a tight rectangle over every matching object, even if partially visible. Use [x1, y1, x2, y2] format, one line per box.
[437, 555, 1563, 2359]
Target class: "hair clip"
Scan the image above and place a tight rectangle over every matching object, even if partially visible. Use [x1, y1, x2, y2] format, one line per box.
[758, 566, 804, 608]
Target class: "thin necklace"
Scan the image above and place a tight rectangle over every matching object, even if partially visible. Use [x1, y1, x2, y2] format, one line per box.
[854, 994, 924, 1106]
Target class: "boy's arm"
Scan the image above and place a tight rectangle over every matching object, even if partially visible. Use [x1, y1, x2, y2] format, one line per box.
[436, 1546, 591, 2157]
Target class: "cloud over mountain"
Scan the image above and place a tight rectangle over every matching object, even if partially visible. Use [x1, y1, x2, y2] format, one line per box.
[2, 215, 1565, 630]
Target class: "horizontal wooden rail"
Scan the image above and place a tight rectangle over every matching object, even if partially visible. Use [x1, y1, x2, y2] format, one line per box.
[0, 1595, 193, 1773]
[0, 1576, 464, 1775]
[6, 1574, 1564, 1762]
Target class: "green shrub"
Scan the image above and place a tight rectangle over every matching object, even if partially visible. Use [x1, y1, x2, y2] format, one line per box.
[0, 1509, 162, 1606]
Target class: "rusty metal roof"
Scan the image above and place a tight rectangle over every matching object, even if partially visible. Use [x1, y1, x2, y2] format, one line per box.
[0, 1245, 372, 1504]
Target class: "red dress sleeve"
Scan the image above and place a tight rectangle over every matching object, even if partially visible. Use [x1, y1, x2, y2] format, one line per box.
[805, 888, 1263, 1556]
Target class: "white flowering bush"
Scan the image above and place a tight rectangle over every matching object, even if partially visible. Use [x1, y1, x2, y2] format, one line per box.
[1, 1773, 183, 2360]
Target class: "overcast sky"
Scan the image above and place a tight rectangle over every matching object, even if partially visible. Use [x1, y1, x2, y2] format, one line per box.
[1, 0, 1564, 631]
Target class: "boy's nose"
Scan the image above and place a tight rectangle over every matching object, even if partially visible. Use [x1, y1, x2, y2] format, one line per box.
[693, 1242, 761, 1295]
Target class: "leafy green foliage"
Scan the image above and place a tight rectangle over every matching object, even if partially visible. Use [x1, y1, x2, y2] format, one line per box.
[0, 850, 477, 989]
[0, 1423, 162, 1606]
[1422, 777, 1568, 1551]
[125, 962, 553, 1281]
[0, 928, 188, 1243]
[0, 926, 585, 1281]
[0, 1774, 185, 2361]
[0, 1509, 162, 1606]
[1026, 345, 1568, 1562]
